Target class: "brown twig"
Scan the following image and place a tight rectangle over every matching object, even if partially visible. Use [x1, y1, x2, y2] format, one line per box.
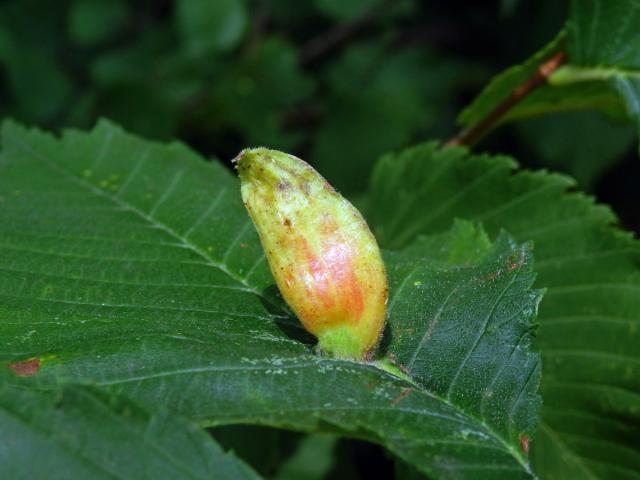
[298, 0, 392, 67]
[445, 51, 566, 148]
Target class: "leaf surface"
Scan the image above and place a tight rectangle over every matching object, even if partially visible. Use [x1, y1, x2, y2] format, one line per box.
[368, 142, 640, 480]
[176, 0, 247, 55]
[0, 121, 542, 479]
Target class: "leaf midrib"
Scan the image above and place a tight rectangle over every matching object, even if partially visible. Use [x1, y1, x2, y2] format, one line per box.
[550, 65, 640, 87]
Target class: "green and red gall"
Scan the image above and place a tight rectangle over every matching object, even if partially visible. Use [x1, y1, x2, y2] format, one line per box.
[235, 148, 388, 360]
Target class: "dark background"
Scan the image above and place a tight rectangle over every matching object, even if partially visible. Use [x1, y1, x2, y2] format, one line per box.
[1, 0, 637, 235]
[0, 1, 637, 476]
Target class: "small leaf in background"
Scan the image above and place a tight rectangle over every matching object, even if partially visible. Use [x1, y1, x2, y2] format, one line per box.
[89, 26, 206, 139]
[213, 38, 315, 149]
[566, 0, 640, 67]
[176, 0, 248, 56]
[459, 0, 640, 154]
[97, 84, 178, 140]
[457, 33, 567, 128]
[0, 0, 72, 123]
[559, 0, 640, 131]
[312, 41, 472, 193]
[514, 110, 636, 190]
[1, 50, 73, 123]
[68, 0, 130, 47]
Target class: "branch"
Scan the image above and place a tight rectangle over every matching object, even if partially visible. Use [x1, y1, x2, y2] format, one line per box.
[445, 51, 566, 148]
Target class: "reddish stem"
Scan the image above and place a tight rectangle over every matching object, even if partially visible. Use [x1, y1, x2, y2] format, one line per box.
[445, 51, 566, 148]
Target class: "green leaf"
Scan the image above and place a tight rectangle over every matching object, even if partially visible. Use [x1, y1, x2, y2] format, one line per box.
[456, 33, 623, 126]
[566, 0, 640, 67]
[88, 26, 205, 139]
[548, 0, 640, 129]
[212, 38, 315, 149]
[0, 1, 73, 122]
[368, 142, 640, 479]
[0, 49, 73, 122]
[459, 0, 640, 145]
[68, 0, 130, 47]
[0, 372, 260, 479]
[457, 33, 568, 127]
[385, 228, 543, 444]
[0, 120, 541, 478]
[514, 111, 636, 190]
[176, 0, 248, 56]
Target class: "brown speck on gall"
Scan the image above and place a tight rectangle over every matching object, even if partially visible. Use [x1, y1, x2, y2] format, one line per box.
[277, 181, 291, 191]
